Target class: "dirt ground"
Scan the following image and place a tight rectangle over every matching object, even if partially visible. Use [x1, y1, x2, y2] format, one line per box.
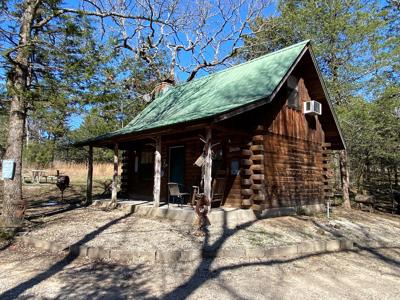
[1, 182, 400, 299]
[20, 206, 400, 253]
[0, 240, 399, 299]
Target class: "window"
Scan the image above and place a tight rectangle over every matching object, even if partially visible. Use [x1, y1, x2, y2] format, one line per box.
[140, 150, 154, 180]
[140, 151, 153, 164]
[230, 160, 240, 176]
[287, 75, 300, 109]
[212, 147, 224, 177]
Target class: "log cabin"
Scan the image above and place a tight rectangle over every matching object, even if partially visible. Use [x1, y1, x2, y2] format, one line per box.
[77, 40, 345, 216]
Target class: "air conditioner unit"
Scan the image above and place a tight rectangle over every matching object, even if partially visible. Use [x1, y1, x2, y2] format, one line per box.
[304, 100, 322, 115]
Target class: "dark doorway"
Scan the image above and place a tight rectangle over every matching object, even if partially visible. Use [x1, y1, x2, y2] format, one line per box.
[169, 146, 185, 185]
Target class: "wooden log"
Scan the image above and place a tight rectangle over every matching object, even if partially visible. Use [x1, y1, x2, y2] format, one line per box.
[241, 199, 253, 206]
[250, 164, 264, 171]
[241, 179, 252, 185]
[252, 135, 264, 141]
[241, 189, 254, 196]
[250, 145, 264, 152]
[252, 193, 265, 201]
[250, 155, 264, 161]
[251, 184, 264, 190]
[241, 169, 253, 176]
[251, 174, 265, 180]
[85, 145, 93, 206]
[241, 159, 253, 166]
[111, 143, 119, 204]
[153, 136, 161, 207]
[241, 149, 252, 157]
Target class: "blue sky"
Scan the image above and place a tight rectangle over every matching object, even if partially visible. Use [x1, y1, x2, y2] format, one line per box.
[65, 1, 277, 130]
[1, 0, 278, 130]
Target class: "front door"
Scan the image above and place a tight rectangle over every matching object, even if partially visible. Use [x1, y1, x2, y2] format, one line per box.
[169, 146, 185, 185]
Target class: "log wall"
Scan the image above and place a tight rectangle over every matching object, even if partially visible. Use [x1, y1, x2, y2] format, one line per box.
[257, 75, 329, 211]
[120, 150, 133, 197]
[263, 134, 325, 208]
[119, 71, 335, 211]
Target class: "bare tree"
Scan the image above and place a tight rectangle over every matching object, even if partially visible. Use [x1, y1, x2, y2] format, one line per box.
[97, 0, 270, 83]
[0, 0, 269, 230]
[0, 0, 173, 231]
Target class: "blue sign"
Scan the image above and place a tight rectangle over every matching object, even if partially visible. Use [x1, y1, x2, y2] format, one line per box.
[2, 160, 15, 180]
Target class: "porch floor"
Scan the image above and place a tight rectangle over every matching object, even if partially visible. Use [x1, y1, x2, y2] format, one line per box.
[92, 198, 257, 228]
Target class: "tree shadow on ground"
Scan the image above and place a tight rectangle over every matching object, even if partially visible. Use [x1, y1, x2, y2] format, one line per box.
[301, 216, 400, 269]
[26, 203, 81, 221]
[52, 260, 152, 300]
[0, 212, 142, 300]
[0, 239, 13, 251]
[1, 209, 400, 299]
[161, 212, 400, 299]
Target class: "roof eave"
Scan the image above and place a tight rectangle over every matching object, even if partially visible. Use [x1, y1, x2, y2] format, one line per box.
[214, 41, 310, 123]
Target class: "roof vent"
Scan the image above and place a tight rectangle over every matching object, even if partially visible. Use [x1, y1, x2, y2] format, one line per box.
[304, 100, 322, 115]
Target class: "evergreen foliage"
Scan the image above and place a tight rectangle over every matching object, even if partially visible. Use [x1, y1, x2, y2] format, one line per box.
[243, 0, 400, 198]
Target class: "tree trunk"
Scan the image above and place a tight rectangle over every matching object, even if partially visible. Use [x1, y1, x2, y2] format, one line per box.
[1, 0, 37, 231]
[153, 136, 161, 207]
[339, 150, 351, 209]
[204, 128, 213, 206]
[2, 78, 27, 230]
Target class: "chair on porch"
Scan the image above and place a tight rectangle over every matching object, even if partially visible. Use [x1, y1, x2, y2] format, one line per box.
[191, 177, 226, 207]
[210, 177, 226, 207]
[168, 182, 190, 207]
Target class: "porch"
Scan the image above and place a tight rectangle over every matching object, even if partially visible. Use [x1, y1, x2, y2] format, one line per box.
[82, 121, 259, 211]
[91, 198, 258, 228]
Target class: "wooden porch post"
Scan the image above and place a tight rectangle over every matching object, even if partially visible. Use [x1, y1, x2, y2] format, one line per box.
[204, 127, 213, 204]
[111, 143, 119, 204]
[153, 136, 161, 207]
[85, 145, 93, 206]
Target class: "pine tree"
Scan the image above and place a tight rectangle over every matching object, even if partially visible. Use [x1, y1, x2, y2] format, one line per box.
[243, 0, 386, 208]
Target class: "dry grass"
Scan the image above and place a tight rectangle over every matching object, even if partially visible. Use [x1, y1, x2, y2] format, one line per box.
[0, 161, 114, 208]
[24, 161, 114, 183]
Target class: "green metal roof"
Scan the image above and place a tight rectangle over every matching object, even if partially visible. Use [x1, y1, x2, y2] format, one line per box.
[81, 40, 309, 145]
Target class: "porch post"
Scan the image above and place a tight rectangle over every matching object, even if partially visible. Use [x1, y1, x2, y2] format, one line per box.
[111, 143, 119, 204]
[85, 145, 93, 206]
[204, 127, 213, 204]
[153, 136, 161, 207]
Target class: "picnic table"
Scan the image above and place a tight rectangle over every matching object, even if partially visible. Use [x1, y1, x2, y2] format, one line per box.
[32, 169, 47, 183]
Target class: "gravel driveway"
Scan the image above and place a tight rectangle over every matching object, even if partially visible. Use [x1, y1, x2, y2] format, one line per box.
[24, 206, 400, 252]
[1, 208, 400, 299]
[0, 241, 399, 299]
